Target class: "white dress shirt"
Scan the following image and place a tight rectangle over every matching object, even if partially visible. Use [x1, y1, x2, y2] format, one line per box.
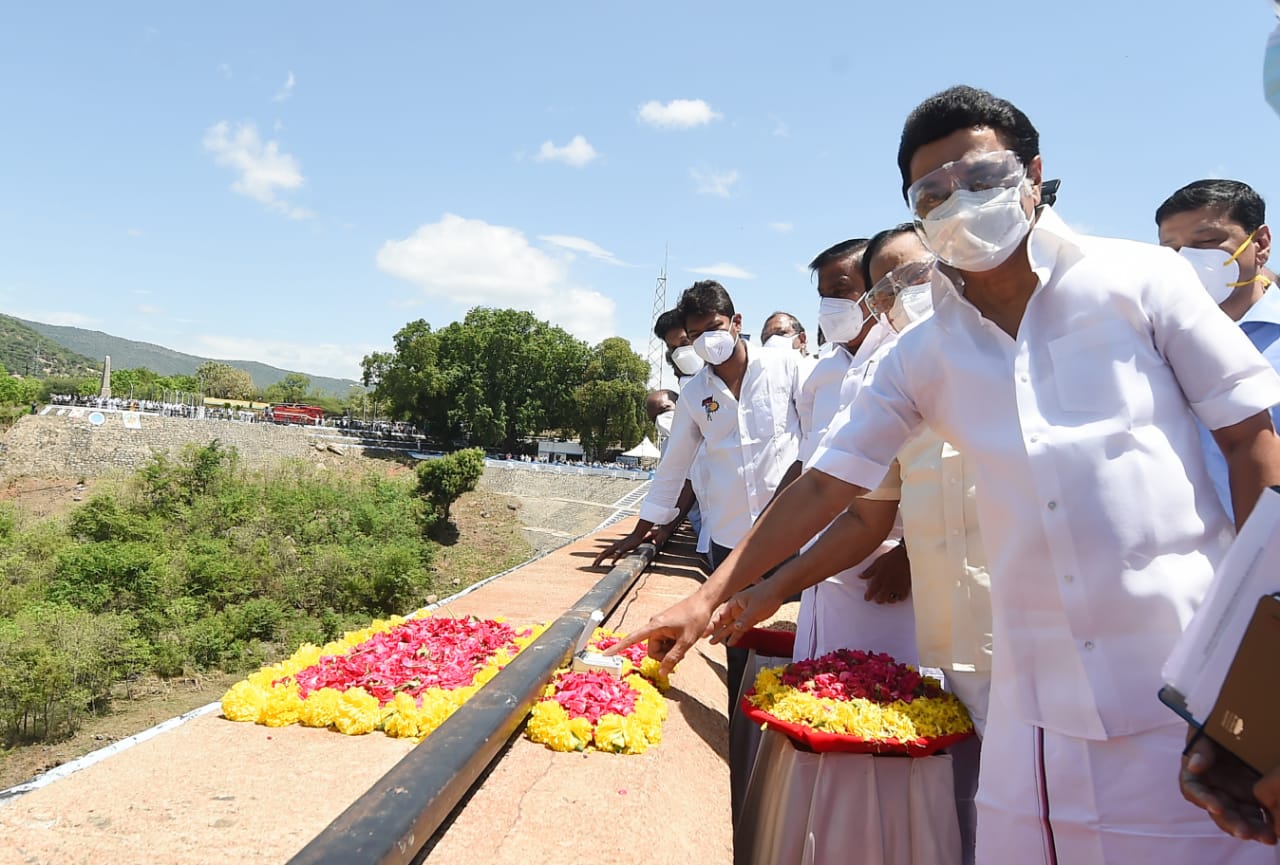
[812, 207, 1280, 740]
[881, 431, 993, 673]
[640, 340, 804, 549]
[790, 327, 916, 663]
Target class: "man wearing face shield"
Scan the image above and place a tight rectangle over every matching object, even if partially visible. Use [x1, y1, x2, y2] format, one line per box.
[709, 227, 991, 863]
[1156, 180, 1280, 523]
[613, 86, 1280, 863]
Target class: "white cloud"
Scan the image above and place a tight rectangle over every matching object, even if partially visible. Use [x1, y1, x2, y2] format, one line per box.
[770, 115, 789, 137]
[126, 227, 144, 238]
[202, 121, 313, 219]
[638, 99, 721, 129]
[769, 221, 793, 234]
[191, 334, 369, 380]
[691, 167, 739, 198]
[273, 70, 295, 102]
[217, 63, 232, 79]
[376, 214, 617, 344]
[136, 304, 161, 316]
[534, 135, 598, 167]
[688, 262, 755, 280]
[538, 234, 627, 266]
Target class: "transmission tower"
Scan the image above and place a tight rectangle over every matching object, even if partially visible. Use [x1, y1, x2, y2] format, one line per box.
[646, 248, 668, 389]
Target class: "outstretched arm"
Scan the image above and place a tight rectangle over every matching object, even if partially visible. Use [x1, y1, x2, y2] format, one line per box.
[706, 496, 898, 645]
[605, 467, 867, 675]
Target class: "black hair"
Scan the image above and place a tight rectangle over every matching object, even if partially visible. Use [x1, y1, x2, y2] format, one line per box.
[808, 238, 869, 273]
[897, 85, 1040, 201]
[860, 223, 919, 289]
[656, 388, 679, 403]
[1155, 179, 1266, 233]
[653, 308, 683, 341]
[763, 311, 805, 336]
[677, 280, 735, 321]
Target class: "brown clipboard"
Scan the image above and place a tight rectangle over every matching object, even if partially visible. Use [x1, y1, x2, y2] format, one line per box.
[1204, 593, 1280, 776]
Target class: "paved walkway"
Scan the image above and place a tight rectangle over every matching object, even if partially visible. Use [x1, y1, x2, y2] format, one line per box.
[0, 528, 731, 865]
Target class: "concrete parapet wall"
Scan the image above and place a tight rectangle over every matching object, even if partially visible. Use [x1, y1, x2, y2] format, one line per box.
[0, 413, 339, 480]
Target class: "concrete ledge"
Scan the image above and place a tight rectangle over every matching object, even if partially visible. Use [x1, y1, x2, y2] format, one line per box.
[0, 528, 730, 865]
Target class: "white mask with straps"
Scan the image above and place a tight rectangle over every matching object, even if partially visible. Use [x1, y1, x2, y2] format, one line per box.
[693, 328, 738, 365]
[887, 282, 934, 333]
[817, 296, 870, 345]
[670, 345, 705, 376]
[916, 181, 1032, 272]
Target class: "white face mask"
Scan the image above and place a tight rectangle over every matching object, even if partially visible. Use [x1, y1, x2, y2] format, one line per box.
[670, 345, 705, 376]
[887, 282, 934, 333]
[654, 410, 674, 435]
[693, 328, 738, 365]
[917, 181, 1032, 272]
[764, 333, 795, 351]
[1178, 246, 1242, 305]
[817, 296, 869, 345]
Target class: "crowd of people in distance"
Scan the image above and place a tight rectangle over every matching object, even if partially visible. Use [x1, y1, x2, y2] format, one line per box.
[591, 83, 1280, 865]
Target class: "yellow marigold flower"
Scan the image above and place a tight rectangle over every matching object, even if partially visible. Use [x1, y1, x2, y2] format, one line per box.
[261, 686, 304, 727]
[298, 688, 343, 728]
[333, 688, 381, 735]
[382, 693, 425, 740]
[221, 680, 268, 723]
[593, 714, 629, 753]
[637, 658, 670, 691]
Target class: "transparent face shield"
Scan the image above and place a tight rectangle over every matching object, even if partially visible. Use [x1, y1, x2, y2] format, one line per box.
[865, 257, 937, 319]
[906, 149, 1026, 220]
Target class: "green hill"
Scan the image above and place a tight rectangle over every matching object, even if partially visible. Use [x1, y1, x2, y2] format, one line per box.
[0, 315, 100, 378]
[10, 316, 362, 397]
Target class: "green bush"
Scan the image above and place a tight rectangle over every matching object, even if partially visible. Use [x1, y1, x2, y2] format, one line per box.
[416, 448, 485, 521]
[0, 441, 459, 744]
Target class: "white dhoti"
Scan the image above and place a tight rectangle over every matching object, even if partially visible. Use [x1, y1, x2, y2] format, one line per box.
[976, 682, 1278, 865]
[793, 573, 918, 664]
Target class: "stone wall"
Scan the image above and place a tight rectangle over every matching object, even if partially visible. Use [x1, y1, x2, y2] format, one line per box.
[0, 413, 352, 480]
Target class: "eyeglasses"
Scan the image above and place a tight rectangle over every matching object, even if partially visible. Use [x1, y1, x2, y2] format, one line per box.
[866, 257, 936, 316]
[906, 149, 1025, 219]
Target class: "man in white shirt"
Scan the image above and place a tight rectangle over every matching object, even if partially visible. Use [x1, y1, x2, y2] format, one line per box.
[593, 278, 805, 654]
[771, 239, 915, 664]
[618, 86, 1280, 864]
[1156, 179, 1280, 523]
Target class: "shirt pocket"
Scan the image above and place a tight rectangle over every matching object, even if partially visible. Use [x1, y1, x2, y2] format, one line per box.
[1046, 321, 1139, 418]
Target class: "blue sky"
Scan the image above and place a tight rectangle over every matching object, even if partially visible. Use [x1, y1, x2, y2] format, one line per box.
[1, 2, 1277, 383]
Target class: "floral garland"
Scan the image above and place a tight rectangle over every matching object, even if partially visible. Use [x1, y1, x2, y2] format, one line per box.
[221, 613, 544, 741]
[524, 628, 670, 754]
[747, 649, 973, 745]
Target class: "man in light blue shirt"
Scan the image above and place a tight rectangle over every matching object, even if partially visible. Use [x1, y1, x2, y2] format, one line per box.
[1157, 179, 1280, 520]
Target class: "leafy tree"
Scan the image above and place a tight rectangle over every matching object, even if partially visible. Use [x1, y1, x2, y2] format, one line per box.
[0, 364, 41, 407]
[572, 338, 649, 460]
[362, 319, 445, 431]
[195, 362, 255, 401]
[365, 309, 590, 450]
[38, 374, 100, 400]
[416, 448, 485, 522]
[265, 372, 311, 404]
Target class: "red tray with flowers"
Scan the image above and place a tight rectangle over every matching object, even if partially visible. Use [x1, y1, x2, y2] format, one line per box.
[739, 634, 974, 756]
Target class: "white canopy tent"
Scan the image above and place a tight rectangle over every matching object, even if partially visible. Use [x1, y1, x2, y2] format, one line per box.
[619, 437, 662, 467]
